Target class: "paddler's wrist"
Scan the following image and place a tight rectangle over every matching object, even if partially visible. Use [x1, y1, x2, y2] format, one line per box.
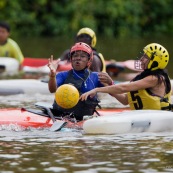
[49, 73, 56, 78]
[95, 88, 99, 93]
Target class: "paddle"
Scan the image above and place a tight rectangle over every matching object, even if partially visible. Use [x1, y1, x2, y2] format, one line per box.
[34, 102, 67, 131]
[44, 107, 67, 132]
[23, 106, 67, 131]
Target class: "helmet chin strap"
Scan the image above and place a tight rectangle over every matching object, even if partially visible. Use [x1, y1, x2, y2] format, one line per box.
[80, 67, 88, 71]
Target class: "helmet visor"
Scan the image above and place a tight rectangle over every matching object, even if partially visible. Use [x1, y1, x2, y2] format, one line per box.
[134, 52, 149, 71]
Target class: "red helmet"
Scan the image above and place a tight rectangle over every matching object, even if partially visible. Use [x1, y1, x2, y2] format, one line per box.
[70, 42, 93, 67]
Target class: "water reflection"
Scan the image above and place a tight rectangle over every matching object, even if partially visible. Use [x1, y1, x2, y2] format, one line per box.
[0, 130, 173, 172]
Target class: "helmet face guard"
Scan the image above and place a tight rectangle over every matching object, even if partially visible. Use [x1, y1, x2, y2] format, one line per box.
[143, 43, 169, 71]
[70, 42, 93, 67]
[76, 28, 96, 48]
[134, 60, 142, 70]
[134, 53, 150, 71]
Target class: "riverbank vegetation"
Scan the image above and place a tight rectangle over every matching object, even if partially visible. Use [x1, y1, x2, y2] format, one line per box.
[0, 0, 172, 38]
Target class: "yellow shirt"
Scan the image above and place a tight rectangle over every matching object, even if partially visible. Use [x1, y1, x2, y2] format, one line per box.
[0, 38, 24, 64]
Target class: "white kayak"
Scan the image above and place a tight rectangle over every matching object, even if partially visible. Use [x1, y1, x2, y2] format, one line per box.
[0, 57, 19, 75]
[83, 110, 173, 134]
[0, 79, 50, 95]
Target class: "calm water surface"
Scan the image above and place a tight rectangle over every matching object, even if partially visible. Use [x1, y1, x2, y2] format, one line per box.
[1, 129, 173, 173]
[1, 36, 173, 172]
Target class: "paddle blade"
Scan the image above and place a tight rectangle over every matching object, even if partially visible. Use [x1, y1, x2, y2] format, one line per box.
[50, 121, 67, 132]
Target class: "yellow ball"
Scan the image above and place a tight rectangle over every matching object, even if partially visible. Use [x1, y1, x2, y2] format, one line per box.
[55, 84, 79, 109]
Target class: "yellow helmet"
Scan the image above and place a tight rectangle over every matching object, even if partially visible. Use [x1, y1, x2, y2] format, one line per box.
[77, 27, 97, 48]
[143, 43, 169, 71]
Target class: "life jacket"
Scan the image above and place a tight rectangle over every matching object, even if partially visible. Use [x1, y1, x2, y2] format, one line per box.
[52, 69, 100, 121]
[127, 88, 172, 110]
[128, 70, 172, 111]
[93, 49, 106, 72]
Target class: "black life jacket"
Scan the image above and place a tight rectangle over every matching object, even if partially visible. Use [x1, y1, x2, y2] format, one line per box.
[52, 69, 100, 121]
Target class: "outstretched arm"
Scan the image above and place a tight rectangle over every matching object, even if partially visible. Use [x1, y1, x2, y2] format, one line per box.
[80, 85, 118, 101]
[80, 75, 159, 103]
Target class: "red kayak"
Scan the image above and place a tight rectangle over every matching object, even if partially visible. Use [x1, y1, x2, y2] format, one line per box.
[23, 57, 72, 71]
[0, 103, 129, 130]
[23, 57, 137, 77]
[0, 57, 136, 78]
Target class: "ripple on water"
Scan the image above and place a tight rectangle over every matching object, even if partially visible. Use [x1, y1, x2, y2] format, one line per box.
[0, 154, 21, 159]
[44, 167, 67, 172]
[0, 94, 173, 172]
[0, 93, 54, 108]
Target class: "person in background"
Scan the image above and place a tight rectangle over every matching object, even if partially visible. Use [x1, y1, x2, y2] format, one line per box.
[81, 43, 172, 111]
[48, 42, 114, 121]
[0, 21, 24, 66]
[59, 27, 106, 72]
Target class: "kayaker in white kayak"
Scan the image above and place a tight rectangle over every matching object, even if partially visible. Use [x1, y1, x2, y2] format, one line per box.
[81, 43, 172, 111]
[48, 42, 114, 121]
[58, 27, 106, 72]
[0, 21, 24, 66]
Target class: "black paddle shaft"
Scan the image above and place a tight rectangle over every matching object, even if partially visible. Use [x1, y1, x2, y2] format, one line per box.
[44, 108, 56, 122]
[44, 107, 67, 131]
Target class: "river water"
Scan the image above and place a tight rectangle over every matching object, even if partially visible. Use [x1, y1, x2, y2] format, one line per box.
[0, 92, 173, 173]
[1, 36, 173, 172]
[1, 130, 173, 173]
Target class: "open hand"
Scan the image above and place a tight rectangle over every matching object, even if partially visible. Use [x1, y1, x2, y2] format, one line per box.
[47, 55, 61, 76]
[98, 72, 113, 86]
[80, 89, 97, 101]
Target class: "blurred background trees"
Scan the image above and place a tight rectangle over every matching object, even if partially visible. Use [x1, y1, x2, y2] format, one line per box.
[0, 0, 173, 38]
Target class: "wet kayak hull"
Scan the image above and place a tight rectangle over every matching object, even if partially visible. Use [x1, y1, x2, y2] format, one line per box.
[0, 107, 127, 130]
[83, 110, 173, 134]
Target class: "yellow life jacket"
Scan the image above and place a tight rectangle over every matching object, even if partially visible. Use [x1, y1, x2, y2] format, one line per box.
[98, 53, 106, 72]
[127, 89, 172, 110]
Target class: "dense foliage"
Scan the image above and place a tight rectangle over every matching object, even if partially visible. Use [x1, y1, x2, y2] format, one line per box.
[0, 0, 173, 38]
